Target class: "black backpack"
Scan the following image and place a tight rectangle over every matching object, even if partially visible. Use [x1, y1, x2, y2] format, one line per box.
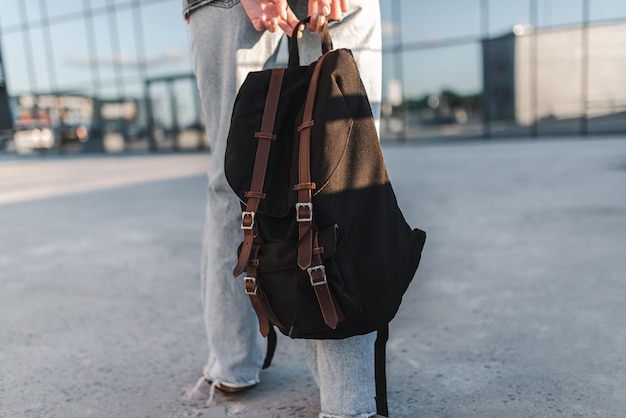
[224, 19, 426, 416]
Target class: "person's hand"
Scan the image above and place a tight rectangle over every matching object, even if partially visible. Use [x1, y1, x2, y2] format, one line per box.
[241, 0, 301, 37]
[307, 0, 349, 34]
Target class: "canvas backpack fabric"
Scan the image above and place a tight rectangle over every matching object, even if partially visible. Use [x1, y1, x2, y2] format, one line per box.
[224, 19, 426, 415]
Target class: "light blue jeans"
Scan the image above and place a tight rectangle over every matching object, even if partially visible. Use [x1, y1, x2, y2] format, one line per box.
[188, 1, 381, 417]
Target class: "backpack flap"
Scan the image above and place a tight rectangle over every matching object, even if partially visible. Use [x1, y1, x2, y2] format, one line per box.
[225, 49, 367, 219]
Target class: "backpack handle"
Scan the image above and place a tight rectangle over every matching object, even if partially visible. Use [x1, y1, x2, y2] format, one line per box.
[288, 17, 333, 67]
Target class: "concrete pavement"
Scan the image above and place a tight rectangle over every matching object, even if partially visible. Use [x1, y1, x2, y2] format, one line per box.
[1, 136, 626, 417]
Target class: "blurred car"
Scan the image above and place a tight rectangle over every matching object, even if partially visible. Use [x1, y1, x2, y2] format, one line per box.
[13, 122, 89, 154]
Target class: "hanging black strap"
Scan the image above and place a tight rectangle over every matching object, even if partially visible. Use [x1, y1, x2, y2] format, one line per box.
[262, 325, 277, 369]
[375, 324, 390, 416]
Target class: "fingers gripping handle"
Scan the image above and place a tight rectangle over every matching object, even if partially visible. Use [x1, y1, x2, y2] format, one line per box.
[288, 17, 333, 67]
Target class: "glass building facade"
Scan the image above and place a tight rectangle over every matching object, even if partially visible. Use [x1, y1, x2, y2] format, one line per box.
[379, 0, 626, 140]
[0, 0, 625, 153]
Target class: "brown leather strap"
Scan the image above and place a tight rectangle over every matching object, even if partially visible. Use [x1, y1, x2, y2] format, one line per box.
[244, 246, 271, 337]
[307, 230, 343, 329]
[296, 52, 330, 271]
[244, 191, 267, 199]
[233, 68, 285, 277]
[294, 51, 342, 329]
[293, 182, 316, 191]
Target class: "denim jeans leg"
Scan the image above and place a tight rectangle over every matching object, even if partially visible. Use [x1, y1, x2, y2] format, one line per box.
[188, 1, 283, 387]
[305, 332, 378, 418]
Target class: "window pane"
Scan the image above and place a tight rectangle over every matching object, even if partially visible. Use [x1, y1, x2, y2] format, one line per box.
[535, 27, 583, 134]
[0, 2, 21, 30]
[482, 33, 532, 137]
[148, 82, 172, 129]
[114, 7, 140, 81]
[48, 19, 93, 93]
[394, 0, 481, 42]
[403, 45, 481, 98]
[590, 0, 626, 22]
[89, 13, 117, 94]
[537, 0, 583, 28]
[28, 27, 53, 92]
[1, 32, 30, 94]
[489, 0, 531, 37]
[380, 1, 398, 50]
[121, 80, 142, 99]
[382, 44, 483, 140]
[588, 23, 626, 133]
[174, 78, 198, 129]
[140, 1, 192, 79]
[45, 0, 84, 19]
[89, 0, 110, 13]
[99, 84, 123, 101]
[121, 80, 145, 125]
[24, 2, 43, 25]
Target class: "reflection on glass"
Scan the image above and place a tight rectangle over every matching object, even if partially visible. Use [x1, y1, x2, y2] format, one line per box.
[114, 8, 141, 80]
[89, 0, 110, 11]
[488, 0, 531, 37]
[44, 0, 84, 19]
[29, 27, 55, 92]
[587, 24, 626, 134]
[48, 20, 93, 91]
[590, 1, 626, 21]
[141, 1, 192, 79]
[90, 12, 117, 94]
[537, 0, 583, 28]
[387, 0, 481, 42]
[2, 32, 30, 93]
[0, 2, 21, 30]
[381, 44, 482, 139]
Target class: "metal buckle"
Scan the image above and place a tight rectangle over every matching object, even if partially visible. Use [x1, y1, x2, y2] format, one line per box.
[241, 211, 255, 230]
[244, 276, 258, 295]
[295, 202, 313, 222]
[307, 265, 327, 287]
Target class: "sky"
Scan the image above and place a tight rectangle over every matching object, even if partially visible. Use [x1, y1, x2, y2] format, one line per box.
[1, 0, 626, 102]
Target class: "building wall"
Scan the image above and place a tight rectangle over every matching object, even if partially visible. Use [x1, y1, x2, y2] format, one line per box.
[515, 23, 626, 126]
[513, 32, 533, 127]
[587, 24, 626, 117]
[515, 27, 583, 125]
